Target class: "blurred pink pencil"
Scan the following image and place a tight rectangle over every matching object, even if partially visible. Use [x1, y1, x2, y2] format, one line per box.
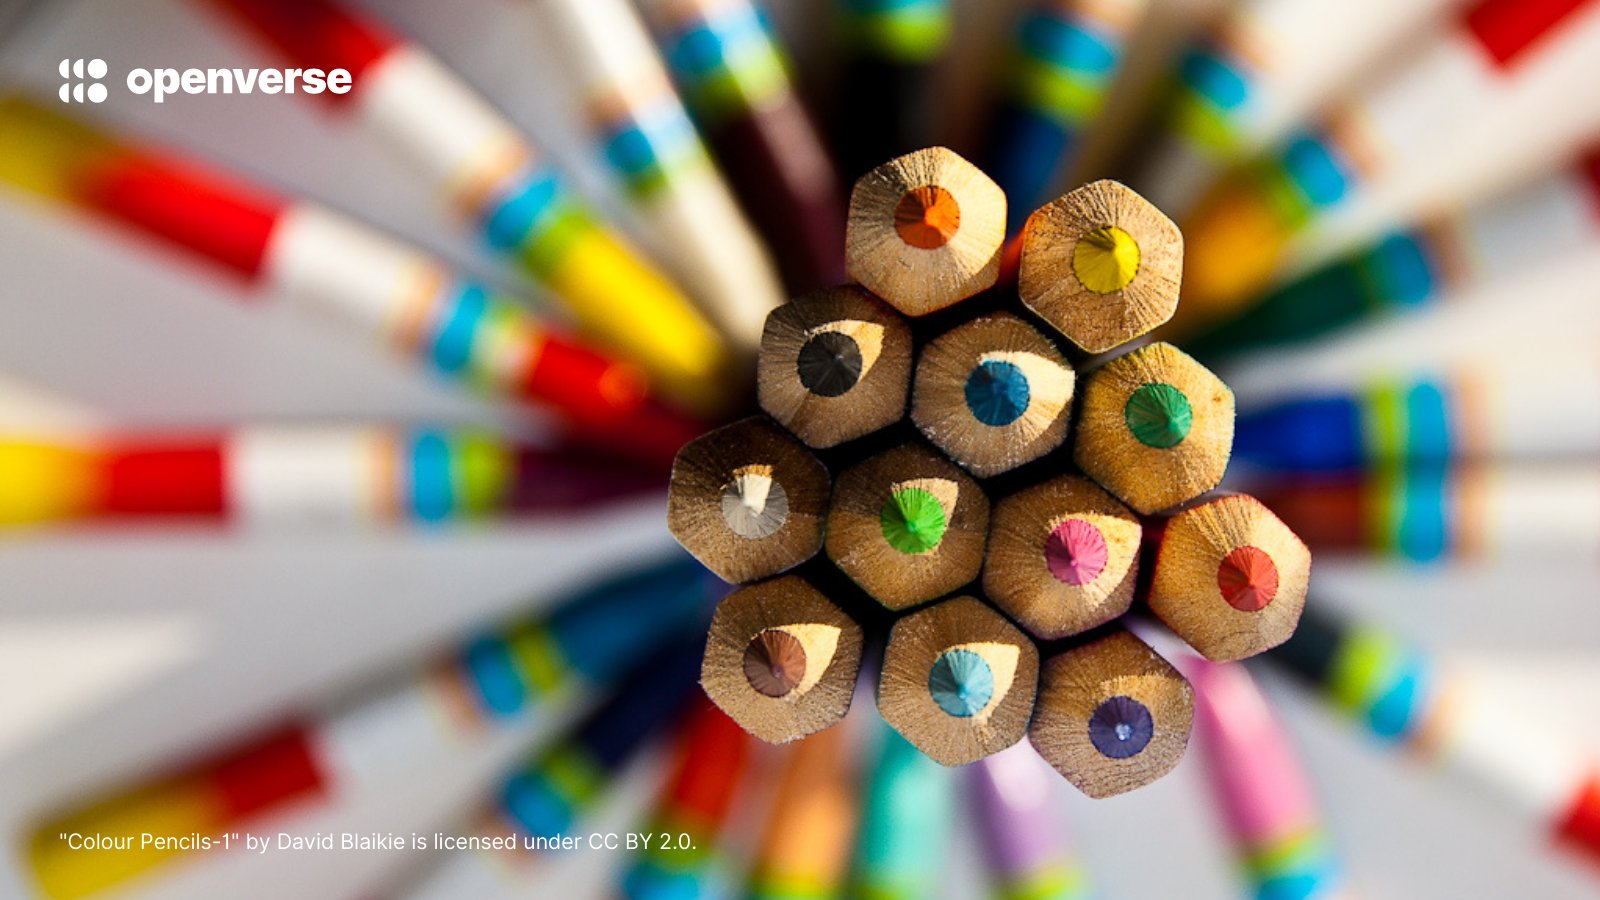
[1187, 657, 1348, 900]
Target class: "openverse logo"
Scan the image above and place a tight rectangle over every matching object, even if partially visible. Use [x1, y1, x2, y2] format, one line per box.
[56, 59, 354, 104]
[59, 58, 108, 103]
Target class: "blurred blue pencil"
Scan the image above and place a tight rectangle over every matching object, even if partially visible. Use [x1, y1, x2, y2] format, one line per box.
[1234, 355, 1600, 473]
[848, 721, 955, 899]
[1266, 604, 1600, 871]
[985, 0, 1147, 231]
[401, 637, 706, 897]
[26, 557, 717, 899]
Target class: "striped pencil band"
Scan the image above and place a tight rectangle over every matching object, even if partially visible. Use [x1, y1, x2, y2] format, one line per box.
[1185, 658, 1345, 900]
[619, 700, 752, 900]
[1174, 0, 1600, 334]
[0, 427, 658, 528]
[407, 637, 706, 897]
[1234, 357, 1600, 472]
[25, 557, 717, 900]
[987, 0, 1147, 230]
[1251, 463, 1600, 562]
[206, 0, 730, 409]
[832, 0, 954, 179]
[0, 97, 652, 427]
[838, 0, 953, 62]
[1138, 0, 1459, 214]
[1266, 605, 1600, 869]
[1187, 143, 1600, 359]
[642, 0, 849, 289]
[536, 0, 786, 353]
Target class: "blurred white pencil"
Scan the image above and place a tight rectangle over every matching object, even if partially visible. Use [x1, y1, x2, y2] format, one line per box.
[528, 0, 786, 354]
[1139, 0, 1466, 214]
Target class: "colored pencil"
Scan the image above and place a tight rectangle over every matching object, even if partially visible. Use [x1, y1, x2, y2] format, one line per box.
[1173, 0, 1600, 336]
[878, 595, 1040, 766]
[1185, 657, 1346, 900]
[533, 0, 786, 353]
[1145, 494, 1311, 662]
[24, 557, 716, 900]
[757, 285, 914, 449]
[1233, 357, 1600, 473]
[1249, 463, 1600, 562]
[0, 427, 660, 529]
[640, 0, 848, 290]
[206, 0, 729, 407]
[701, 575, 865, 744]
[831, 0, 954, 181]
[985, 0, 1149, 231]
[407, 637, 704, 897]
[620, 701, 753, 900]
[845, 146, 1007, 316]
[826, 442, 991, 609]
[668, 417, 831, 583]
[746, 727, 860, 900]
[1073, 342, 1236, 515]
[1137, 0, 1462, 215]
[848, 722, 956, 899]
[1030, 627, 1193, 798]
[1185, 143, 1600, 360]
[984, 474, 1143, 640]
[911, 313, 1076, 477]
[0, 98, 649, 426]
[1215, 246, 1600, 405]
[1018, 178, 1184, 353]
[1266, 604, 1600, 868]
[968, 742, 1092, 900]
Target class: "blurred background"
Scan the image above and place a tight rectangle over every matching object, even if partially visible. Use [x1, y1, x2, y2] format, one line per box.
[1, 0, 1599, 897]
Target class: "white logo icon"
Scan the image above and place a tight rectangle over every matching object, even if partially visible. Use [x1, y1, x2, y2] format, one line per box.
[59, 58, 108, 103]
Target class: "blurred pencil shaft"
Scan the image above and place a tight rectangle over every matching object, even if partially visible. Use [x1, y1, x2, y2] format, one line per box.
[1188, 658, 1344, 899]
[1251, 463, 1600, 561]
[0, 428, 656, 527]
[968, 743, 1090, 900]
[986, 0, 1147, 229]
[0, 98, 650, 426]
[209, 0, 731, 409]
[25, 559, 714, 899]
[831, 0, 953, 180]
[1189, 143, 1600, 359]
[535, 0, 785, 353]
[1174, 0, 1600, 334]
[1267, 605, 1600, 866]
[1234, 357, 1600, 472]
[642, 0, 848, 289]
[620, 701, 751, 899]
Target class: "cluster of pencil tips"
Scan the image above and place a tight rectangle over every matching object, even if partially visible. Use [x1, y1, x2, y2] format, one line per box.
[7, 0, 1600, 896]
[671, 145, 1310, 797]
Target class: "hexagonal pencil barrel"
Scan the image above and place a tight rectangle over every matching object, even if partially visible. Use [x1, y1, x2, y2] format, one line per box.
[911, 313, 1076, 478]
[826, 443, 991, 610]
[700, 576, 864, 745]
[1074, 341, 1235, 515]
[1029, 628, 1193, 798]
[668, 417, 831, 583]
[1143, 493, 1311, 662]
[878, 597, 1040, 767]
[758, 285, 914, 449]
[1020, 179, 1183, 354]
[846, 147, 1007, 316]
[983, 474, 1143, 641]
